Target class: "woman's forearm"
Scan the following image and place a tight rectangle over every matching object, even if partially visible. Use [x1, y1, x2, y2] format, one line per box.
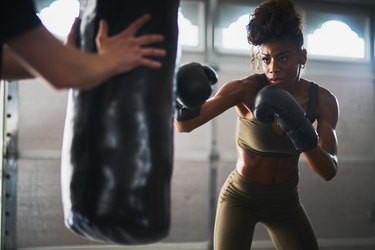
[304, 146, 338, 181]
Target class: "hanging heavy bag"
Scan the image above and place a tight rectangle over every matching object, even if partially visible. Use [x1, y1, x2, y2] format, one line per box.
[61, 0, 180, 244]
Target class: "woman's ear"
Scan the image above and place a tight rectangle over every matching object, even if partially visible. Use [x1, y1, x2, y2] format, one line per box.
[299, 48, 307, 65]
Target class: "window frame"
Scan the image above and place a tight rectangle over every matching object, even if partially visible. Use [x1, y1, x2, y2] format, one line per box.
[301, 3, 371, 62]
[178, 0, 206, 52]
[213, 1, 372, 63]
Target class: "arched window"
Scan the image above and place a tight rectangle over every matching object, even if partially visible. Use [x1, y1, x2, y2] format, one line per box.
[178, 11, 200, 48]
[178, 1, 205, 51]
[220, 14, 251, 52]
[306, 20, 366, 59]
[215, 4, 255, 54]
[303, 4, 370, 61]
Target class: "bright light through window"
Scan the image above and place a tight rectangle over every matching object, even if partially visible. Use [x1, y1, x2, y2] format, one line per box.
[221, 14, 251, 51]
[307, 20, 365, 58]
[178, 11, 199, 47]
[37, 0, 80, 38]
[39, 1, 201, 48]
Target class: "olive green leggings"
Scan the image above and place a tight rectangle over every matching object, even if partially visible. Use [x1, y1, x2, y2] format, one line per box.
[214, 170, 319, 250]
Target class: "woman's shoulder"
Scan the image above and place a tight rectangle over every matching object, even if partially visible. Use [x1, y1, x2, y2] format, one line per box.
[214, 74, 261, 112]
[314, 83, 338, 107]
[307, 80, 339, 120]
[221, 73, 260, 91]
[240, 73, 267, 89]
[233, 73, 260, 83]
[302, 79, 337, 104]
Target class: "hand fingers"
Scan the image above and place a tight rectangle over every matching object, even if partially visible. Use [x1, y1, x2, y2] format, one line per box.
[137, 48, 166, 69]
[96, 19, 109, 47]
[136, 34, 165, 46]
[139, 58, 163, 69]
[141, 48, 166, 57]
[120, 14, 151, 36]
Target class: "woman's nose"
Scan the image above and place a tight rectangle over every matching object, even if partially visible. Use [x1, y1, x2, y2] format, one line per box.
[269, 59, 280, 73]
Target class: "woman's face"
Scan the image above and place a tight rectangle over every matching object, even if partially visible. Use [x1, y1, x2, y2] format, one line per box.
[260, 39, 306, 89]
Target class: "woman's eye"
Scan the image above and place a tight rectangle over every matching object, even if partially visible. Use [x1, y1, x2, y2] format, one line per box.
[261, 57, 270, 64]
[279, 56, 288, 62]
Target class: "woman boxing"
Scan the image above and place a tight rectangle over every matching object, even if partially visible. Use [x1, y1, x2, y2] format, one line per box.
[175, 0, 339, 249]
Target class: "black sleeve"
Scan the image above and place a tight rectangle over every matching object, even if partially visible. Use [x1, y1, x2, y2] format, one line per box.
[0, 0, 42, 42]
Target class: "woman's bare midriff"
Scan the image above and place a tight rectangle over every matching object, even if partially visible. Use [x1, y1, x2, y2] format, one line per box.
[235, 146, 300, 184]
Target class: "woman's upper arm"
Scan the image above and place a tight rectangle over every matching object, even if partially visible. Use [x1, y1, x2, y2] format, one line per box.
[174, 79, 250, 132]
[316, 88, 339, 157]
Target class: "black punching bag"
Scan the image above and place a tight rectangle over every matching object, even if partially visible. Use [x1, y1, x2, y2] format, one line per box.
[61, 0, 179, 244]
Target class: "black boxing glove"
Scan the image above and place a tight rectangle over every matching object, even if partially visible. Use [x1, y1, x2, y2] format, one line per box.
[176, 62, 218, 121]
[254, 85, 318, 152]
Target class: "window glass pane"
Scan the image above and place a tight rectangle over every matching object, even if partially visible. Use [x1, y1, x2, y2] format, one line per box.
[221, 14, 251, 51]
[303, 5, 370, 61]
[178, 12, 199, 47]
[178, 1, 205, 51]
[37, 0, 80, 39]
[306, 20, 365, 58]
[216, 4, 255, 54]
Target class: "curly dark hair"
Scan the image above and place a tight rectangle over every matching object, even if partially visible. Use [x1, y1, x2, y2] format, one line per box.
[247, 0, 304, 48]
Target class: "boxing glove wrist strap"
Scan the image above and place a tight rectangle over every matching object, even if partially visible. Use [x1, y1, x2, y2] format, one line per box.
[285, 118, 319, 152]
[176, 105, 201, 121]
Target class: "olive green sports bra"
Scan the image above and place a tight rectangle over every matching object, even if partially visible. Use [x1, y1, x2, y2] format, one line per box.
[236, 74, 318, 157]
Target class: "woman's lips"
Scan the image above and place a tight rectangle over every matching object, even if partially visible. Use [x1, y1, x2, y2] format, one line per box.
[270, 78, 282, 85]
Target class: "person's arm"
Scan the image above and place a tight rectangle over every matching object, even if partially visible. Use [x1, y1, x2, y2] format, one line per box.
[2, 17, 83, 80]
[2, 47, 33, 80]
[4, 14, 166, 90]
[303, 88, 339, 181]
[175, 78, 251, 133]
